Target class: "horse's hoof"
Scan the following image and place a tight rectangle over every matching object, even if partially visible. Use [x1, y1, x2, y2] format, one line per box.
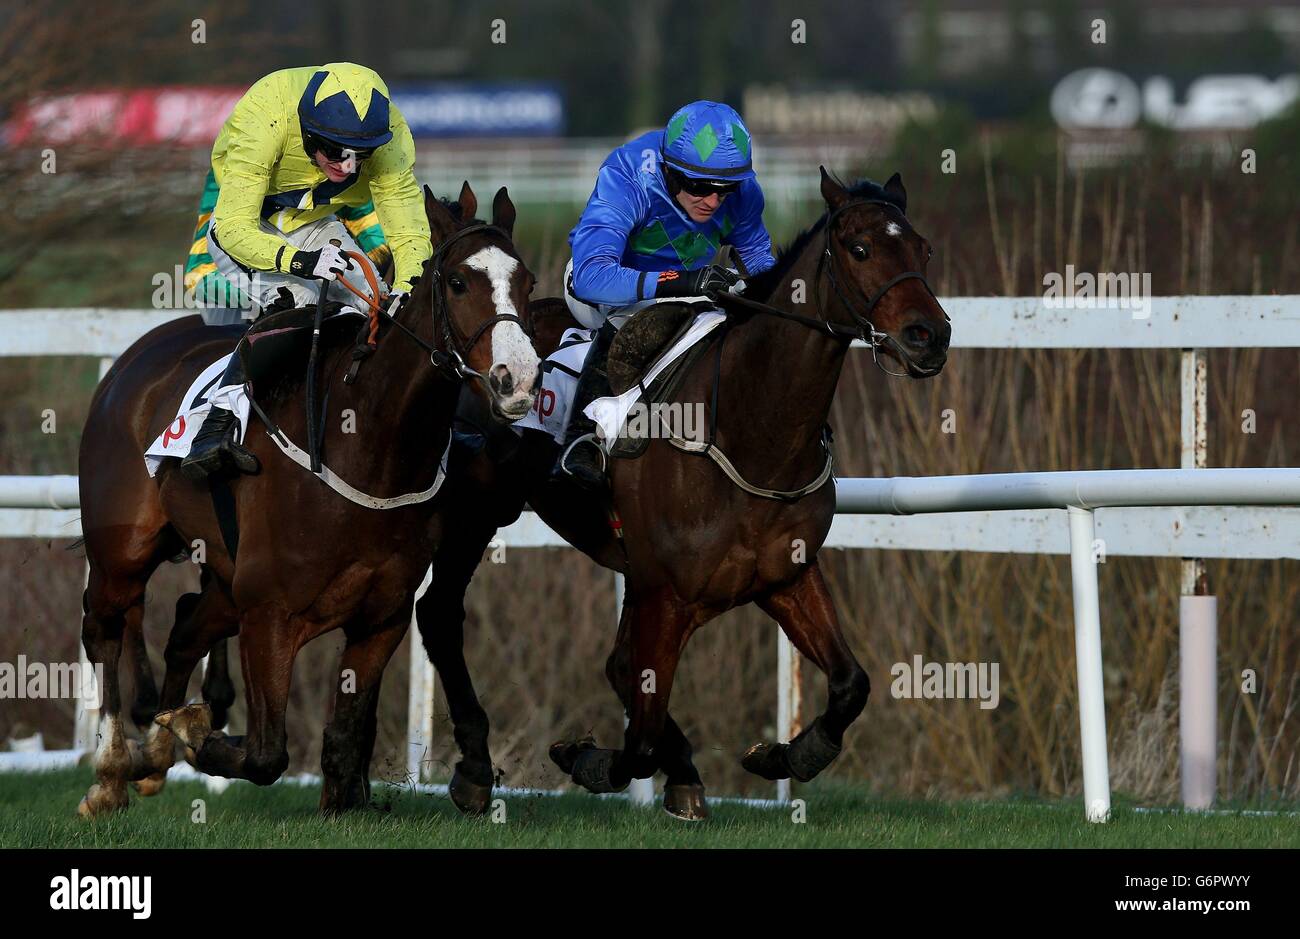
[741, 742, 790, 781]
[571, 748, 629, 794]
[78, 783, 129, 818]
[132, 772, 167, 797]
[548, 734, 597, 775]
[663, 784, 709, 821]
[449, 770, 493, 816]
[155, 703, 212, 750]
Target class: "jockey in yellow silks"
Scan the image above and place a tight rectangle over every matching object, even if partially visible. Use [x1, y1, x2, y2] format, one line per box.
[179, 62, 432, 482]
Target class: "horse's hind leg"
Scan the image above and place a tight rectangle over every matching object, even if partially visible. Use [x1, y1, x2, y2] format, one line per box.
[319, 606, 409, 815]
[604, 605, 708, 820]
[78, 564, 160, 816]
[745, 561, 869, 783]
[125, 617, 160, 730]
[201, 638, 236, 731]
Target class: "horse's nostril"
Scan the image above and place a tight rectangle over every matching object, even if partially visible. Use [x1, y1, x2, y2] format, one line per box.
[490, 363, 513, 397]
[903, 324, 933, 347]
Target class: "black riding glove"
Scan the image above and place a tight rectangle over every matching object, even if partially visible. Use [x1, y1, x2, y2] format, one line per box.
[654, 264, 741, 298]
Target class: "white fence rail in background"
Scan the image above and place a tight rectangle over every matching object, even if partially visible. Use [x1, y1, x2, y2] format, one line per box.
[3, 297, 1300, 820]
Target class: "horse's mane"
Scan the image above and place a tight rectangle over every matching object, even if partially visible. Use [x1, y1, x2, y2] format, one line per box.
[743, 175, 904, 303]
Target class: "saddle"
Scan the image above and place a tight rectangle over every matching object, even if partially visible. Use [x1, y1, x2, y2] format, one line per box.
[605, 299, 722, 460]
[604, 244, 745, 459]
[237, 300, 367, 403]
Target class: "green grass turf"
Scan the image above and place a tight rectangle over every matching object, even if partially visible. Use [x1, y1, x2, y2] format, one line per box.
[1, 768, 1296, 848]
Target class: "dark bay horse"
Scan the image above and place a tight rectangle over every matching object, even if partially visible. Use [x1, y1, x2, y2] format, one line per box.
[415, 169, 951, 818]
[75, 183, 538, 817]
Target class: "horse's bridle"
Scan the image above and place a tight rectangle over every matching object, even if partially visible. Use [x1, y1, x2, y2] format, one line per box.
[371, 222, 527, 392]
[714, 198, 947, 377]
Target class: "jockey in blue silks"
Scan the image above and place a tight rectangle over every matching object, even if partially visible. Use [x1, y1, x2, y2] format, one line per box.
[559, 100, 775, 488]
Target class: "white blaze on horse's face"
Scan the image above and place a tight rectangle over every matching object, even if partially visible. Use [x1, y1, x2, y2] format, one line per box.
[885, 221, 902, 238]
[464, 246, 539, 420]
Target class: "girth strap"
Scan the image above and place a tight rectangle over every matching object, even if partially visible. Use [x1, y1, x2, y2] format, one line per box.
[247, 396, 449, 510]
[661, 419, 835, 503]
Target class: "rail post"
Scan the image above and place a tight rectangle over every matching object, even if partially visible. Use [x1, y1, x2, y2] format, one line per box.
[776, 632, 802, 804]
[1179, 346, 1216, 809]
[1067, 505, 1112, 822]
[406, 566, 436, 783]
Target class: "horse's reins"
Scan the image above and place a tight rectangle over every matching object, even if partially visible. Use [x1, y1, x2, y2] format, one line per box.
[261, 222, 526, 505]
[708, 199, 946, 378]
[352, 222, 524, 397]
[646, 199, 946, 502]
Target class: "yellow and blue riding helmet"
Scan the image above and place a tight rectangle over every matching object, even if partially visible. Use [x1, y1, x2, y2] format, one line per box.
[298, 62, 394, 163]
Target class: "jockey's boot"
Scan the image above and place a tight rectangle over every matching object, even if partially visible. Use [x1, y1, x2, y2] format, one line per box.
[178, 354, 260, 481]
[558, 323, 617, 490]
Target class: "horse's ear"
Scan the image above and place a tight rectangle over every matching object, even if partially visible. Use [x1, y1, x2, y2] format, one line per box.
[819, 166, 849, 212]
[491, 186, 516, 238]
[424, 184, 457, 241]
[883, 172, 907, 213]
[458, 180, 478, 222]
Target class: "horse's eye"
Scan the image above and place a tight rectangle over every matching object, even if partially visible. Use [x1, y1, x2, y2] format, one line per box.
[849, 243, 870, 261]
[448, 275, 467, 295]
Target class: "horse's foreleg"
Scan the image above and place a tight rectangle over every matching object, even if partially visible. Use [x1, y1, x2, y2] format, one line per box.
[164, 605, 300, 785]
[604, 605, 708, 820]
[746, 561, 869, 783]
[415, 515, 502, 816]
[553, 587, 690, 795]
[319, 605, 410, 815]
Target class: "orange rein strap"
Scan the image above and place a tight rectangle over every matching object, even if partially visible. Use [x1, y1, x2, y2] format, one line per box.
[334, 250, 384, 348]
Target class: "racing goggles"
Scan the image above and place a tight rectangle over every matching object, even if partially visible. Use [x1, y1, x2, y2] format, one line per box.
[304, 133, 376, 167]
[669, 168, 741, 198]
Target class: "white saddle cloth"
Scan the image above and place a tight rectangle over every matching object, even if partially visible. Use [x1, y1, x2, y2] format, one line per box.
[512, 309, 726, 444]
[144, 353, 251, 476]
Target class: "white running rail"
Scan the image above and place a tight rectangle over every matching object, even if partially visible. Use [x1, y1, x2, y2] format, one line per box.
[4, 297, 1300, 821]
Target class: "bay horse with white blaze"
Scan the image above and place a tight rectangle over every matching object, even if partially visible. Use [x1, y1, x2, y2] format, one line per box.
[416, 169, 951, 818]
[75, 183, 538, 817]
